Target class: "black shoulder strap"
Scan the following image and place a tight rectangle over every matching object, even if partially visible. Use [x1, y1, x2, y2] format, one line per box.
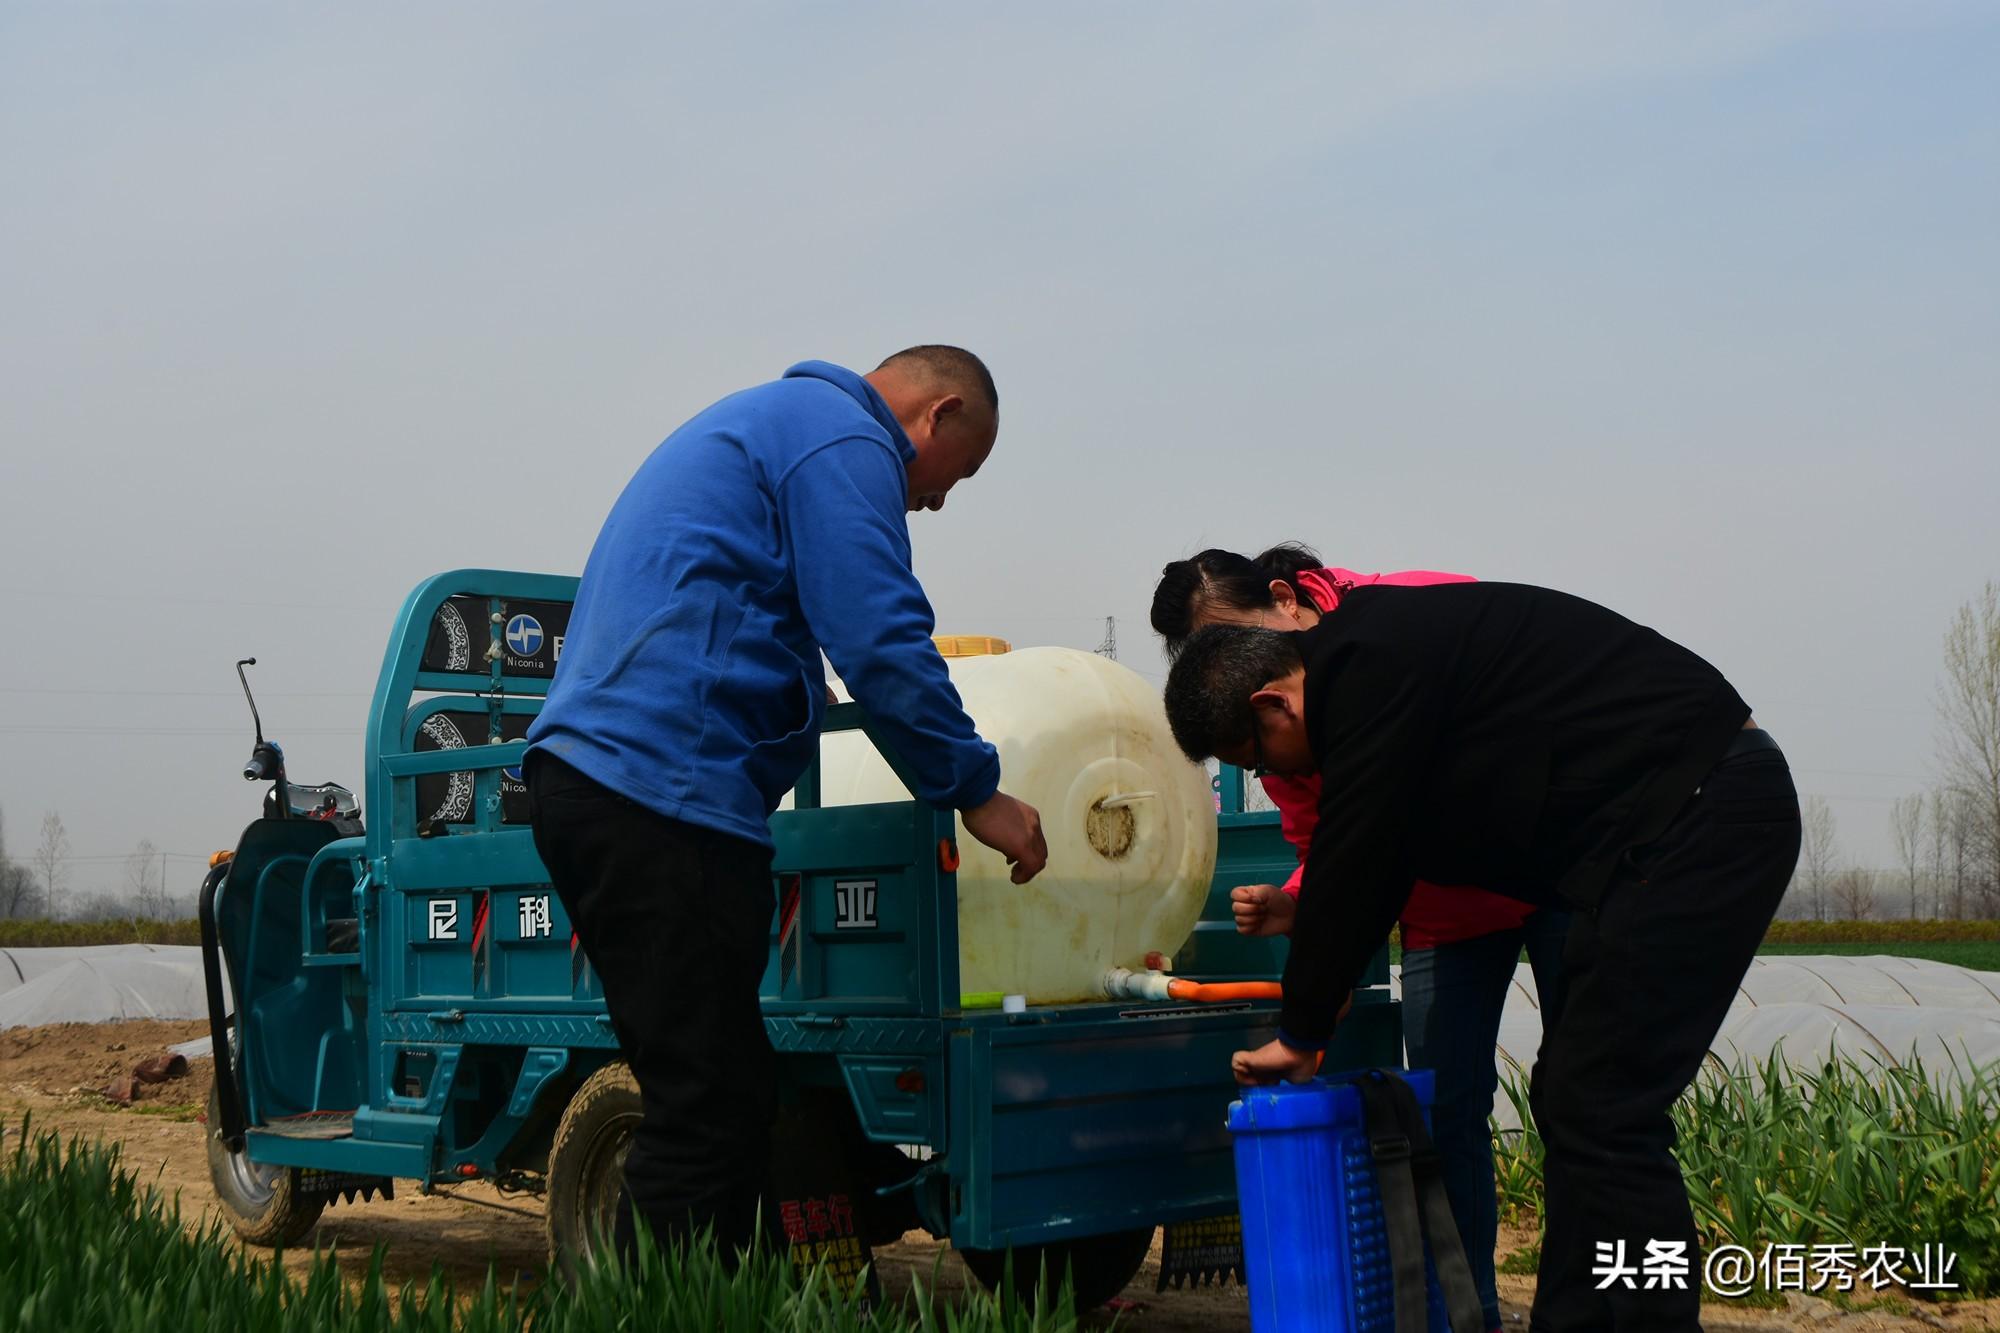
[1355, 1072, 1432, 1333]
[1352, 1069, 1488, 1333]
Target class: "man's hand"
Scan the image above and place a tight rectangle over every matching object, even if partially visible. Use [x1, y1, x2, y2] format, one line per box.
[1232, 1038, 1319, 1086]
[1230, 883, 1296, 937]
[962, 792, 1049, 884]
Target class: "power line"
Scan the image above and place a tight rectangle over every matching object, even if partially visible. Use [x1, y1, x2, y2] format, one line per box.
[86, 849, 216, 858]
[0, 687, 368, 700]
[0, 725, 361, 736]
[0, 587, 376, 613]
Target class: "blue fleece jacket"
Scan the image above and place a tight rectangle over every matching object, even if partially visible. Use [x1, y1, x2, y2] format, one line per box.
[526, 361, 1001, 847]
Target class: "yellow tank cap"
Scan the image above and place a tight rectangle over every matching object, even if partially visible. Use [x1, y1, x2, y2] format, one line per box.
[933, 635, 1011, 658]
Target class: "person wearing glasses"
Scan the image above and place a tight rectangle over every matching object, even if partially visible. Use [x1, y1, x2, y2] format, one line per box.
[1160, 583, 1796, 1333]
[1152, 545, 1567, 1333]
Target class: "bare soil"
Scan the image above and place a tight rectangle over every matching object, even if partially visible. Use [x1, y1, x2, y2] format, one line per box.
[0, 1020, 1991, 1330]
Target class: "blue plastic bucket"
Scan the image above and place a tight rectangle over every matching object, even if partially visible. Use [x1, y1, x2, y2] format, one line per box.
[1228, 1069, 1450, 1333]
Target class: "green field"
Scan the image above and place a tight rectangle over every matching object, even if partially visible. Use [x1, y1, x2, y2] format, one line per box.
[1494, 1052, 2000, 1299]
[0, 1122, 1083, 1333]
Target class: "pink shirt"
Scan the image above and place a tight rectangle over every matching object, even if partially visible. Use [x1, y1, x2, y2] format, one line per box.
[1264, 567, 1536, 950]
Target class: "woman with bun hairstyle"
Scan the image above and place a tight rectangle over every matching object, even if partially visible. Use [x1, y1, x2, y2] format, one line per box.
[1152, 544, 1569, 1333]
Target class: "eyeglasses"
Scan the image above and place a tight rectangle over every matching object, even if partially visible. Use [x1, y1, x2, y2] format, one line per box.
[1247, 714, 1271, 778]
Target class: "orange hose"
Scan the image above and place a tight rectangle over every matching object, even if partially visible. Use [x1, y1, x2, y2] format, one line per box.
[1165, 979, 1283, 1002]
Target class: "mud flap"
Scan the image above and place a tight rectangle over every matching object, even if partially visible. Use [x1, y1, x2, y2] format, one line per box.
[198, 860, 246, 1148]
[1157, 1213, 1245, 1291]
[302, 1170, 396, 1206]
[767, 1088, 883, 1310]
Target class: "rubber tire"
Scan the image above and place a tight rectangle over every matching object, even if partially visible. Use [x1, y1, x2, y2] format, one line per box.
[203, 1083, 327, 1247]
[958, 1226, 1156, 1311]
[545, 1061, 643, 1278]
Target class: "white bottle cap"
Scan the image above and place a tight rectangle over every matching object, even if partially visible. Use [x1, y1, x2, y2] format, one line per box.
[1001, 993, 1027, 1014]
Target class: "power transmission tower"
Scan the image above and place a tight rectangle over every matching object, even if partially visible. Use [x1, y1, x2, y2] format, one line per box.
[1095, 616, 1117, 660]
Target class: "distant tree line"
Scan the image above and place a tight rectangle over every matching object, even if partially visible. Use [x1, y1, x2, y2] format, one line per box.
[1783, 581, 2000, 921]
[0, 807, 187, 922]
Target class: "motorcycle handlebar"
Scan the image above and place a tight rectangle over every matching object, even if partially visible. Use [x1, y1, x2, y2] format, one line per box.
[243, 743, 280, 783]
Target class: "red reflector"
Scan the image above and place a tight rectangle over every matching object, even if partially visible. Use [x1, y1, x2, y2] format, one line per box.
[895, 1068, 925, 1094]
[456, 1164, 481, 1178]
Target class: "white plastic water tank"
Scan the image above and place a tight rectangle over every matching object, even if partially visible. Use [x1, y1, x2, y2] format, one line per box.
[805, 646, 1217, 1003]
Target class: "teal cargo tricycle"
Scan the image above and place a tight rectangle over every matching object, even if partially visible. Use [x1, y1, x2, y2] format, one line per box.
[198, 570, 1400, 1306]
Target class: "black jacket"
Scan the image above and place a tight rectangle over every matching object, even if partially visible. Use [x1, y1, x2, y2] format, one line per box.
[1280, 582, 1750, 1047]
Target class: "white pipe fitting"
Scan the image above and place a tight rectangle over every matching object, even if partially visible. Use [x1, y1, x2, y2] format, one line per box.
[1101, 967, 1174, 1002]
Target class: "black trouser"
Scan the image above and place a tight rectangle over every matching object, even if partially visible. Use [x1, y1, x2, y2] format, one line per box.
[526, 753, 777, 1260]
[1529, 730, 1801, 1332]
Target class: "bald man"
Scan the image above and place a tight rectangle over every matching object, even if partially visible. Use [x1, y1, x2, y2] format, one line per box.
[526, 348, 1047, 1261]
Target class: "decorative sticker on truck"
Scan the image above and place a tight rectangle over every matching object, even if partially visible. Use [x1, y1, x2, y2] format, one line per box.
[518, 893, 554, 939]
[427, 899, 459, 942]
[412, 710, 530, 826]
[416, 714, 474, 823]
[833, 880, 878, 930]
[421, 597, 573, 678]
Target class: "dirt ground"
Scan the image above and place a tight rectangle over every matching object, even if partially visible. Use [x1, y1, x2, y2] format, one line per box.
[0, 1020, 1992, 1330]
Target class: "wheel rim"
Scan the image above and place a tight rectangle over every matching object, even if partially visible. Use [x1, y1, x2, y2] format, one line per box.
[577, 1112, 639, 1251]
[219, 1141, 286, 1210]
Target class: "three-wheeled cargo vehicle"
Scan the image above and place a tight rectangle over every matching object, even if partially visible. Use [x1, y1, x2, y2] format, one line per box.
[199, 570, 1400, 1306]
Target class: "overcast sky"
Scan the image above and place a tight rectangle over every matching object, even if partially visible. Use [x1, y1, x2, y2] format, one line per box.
[2, 3, 1995, 903]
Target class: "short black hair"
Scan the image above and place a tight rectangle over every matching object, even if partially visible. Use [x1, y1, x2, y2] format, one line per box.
[1162, 625, 1306, 762]
[876, 344, 998, 411]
